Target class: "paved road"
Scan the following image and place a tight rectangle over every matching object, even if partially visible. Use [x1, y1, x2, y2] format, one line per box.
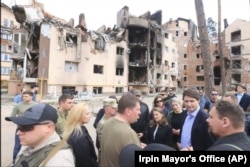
[1, 94, 160, 166]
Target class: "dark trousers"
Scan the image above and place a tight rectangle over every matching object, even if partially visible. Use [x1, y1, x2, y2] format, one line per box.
[13, 128, 21, 162]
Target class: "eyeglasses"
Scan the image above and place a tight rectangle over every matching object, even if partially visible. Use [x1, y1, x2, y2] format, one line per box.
[156, 100, 163, 103]
[211, 94, 218, 96]
[17, 122, 51, 132]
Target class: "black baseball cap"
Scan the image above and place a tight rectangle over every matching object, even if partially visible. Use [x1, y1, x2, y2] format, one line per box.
[5, 103, 58, 125]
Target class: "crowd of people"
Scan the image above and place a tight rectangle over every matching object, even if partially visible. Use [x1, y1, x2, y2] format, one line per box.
[6, 83, 250, 167]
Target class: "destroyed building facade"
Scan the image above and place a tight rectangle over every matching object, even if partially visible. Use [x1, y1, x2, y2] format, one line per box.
[163, 18, 248, 92]
[4, 2, 249, 97]
[225, 19, 250, 90]
[7, 3, 178, 98]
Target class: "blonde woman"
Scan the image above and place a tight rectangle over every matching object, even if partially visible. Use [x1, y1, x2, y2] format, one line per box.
[63, 102, 99, 167]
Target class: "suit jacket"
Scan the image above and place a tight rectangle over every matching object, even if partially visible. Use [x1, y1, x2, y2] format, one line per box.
[236, 93, 250, 112]
[181, 109, 215, 150]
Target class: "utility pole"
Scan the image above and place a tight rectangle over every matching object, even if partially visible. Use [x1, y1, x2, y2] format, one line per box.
[218, 0, 226, 95]
[194, 0, 215, 96]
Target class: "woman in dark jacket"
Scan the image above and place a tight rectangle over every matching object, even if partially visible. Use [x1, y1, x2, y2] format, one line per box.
[145, 107, 174, 148]
[167, 97, 187, 150]
[63, 103, 99, 167]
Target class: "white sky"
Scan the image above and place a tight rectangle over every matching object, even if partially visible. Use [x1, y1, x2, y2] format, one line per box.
[2, 0, 250, 30]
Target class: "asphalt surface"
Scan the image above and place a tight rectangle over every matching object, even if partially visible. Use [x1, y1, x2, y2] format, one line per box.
[1, 95, 159, 166]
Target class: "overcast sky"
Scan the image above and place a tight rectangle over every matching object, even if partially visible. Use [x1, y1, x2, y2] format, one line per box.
[2, 0, 250, 30]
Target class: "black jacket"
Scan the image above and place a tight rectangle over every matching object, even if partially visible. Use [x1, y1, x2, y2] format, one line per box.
[67, 126, 99, 167]
[131, 101, 150, 142]
[145, 124, 174, 147]
[235, 93, 250, 112]
[207, 132, 250, 151]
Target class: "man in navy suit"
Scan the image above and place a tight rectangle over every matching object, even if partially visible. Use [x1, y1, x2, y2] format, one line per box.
[179, 89, 214, 150]
[235, 84, 250, 112]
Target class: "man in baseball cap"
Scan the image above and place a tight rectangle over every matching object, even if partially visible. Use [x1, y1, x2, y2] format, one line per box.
[5, 103, 75, 167]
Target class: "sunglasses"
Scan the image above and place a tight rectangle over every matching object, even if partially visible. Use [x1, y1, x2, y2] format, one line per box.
[156, 100, 163, 103]
[17, 122, 51, 132]
[211, 94, 218, 96]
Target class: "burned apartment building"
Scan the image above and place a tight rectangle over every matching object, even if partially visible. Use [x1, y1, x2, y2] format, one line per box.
[225, 19, 250, 91]
[163, 18, 232, 91]
[118, 6, 178, 93]
[7, 3, 178, 97]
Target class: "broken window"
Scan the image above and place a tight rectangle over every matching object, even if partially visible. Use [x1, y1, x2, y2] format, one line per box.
[231, 30, 241, 42]
[184, 77, 187, 81]
[165, 33, 168, 39]
[184, 32, 187, 36]
[65, 61, 78, 72]
[231, 74, 241, 83]
[93, 87, 102, 94]
[231, 45, 241, 55]
[171, 63, 175, 68]
[184, 54, 187, 58]
[176, 31, 179, 37]
[62, 86, 76, 96]
[196, 65, 200, 72]
[115, 87, 123, 93]
[93, 65, 103, 74]
[196, 54, 200, 58]
[171, 76, 176, 81]
[176, 20, 179, 27]
[197, 76, 204, 81]
[213, 66, 221, 85]
[66, 33, 77, 46]
[184, 65, 187, 70]
[116, 68, 124, 76]
[116, 47, 124, 55]
[165, 60, 169, 66]
[13, 33, 27, 54]
[157, 73, 161, 79]
[232, 60, 241, 69]
[164, 75, 167, 79]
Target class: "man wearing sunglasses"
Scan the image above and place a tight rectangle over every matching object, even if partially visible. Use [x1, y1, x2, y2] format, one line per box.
[10, 90, 37, 163]
[5, 103, 75, 167]
[204, 89, 219, 113]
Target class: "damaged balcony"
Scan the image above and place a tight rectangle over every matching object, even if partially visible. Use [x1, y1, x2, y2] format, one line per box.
[127, 24, 149, 86]
[10, 4, 43, 83]
[231, 60, 242, 74]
